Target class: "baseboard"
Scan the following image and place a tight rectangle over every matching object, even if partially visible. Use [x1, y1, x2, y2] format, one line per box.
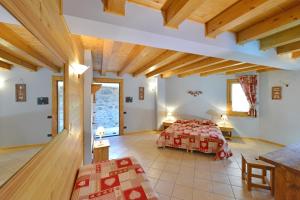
[0, 143, 46, 153]
[231, 136, 285, 147]
[124, 130, 158, 135]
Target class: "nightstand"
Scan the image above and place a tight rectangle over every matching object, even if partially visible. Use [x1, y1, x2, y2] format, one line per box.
[218, 125, 234, 139]
[93, 139, 110, 163]
[163, 121, 174, 130]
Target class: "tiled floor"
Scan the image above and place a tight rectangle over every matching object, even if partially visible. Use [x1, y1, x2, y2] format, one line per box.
[108, 132, 280, 200]
[0, 148, 41, 186]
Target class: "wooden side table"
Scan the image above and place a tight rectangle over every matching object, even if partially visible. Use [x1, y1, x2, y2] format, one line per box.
[218, 125, 234, 139]
[162, 121, 174, 130]
[93, 139, 110, 163]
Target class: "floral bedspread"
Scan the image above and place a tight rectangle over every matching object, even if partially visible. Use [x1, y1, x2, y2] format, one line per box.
[157, 119, 232, 159]
[71, 157, 158, 200]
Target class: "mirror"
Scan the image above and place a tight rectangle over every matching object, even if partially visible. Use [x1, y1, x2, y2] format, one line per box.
[0, 5, 64, 186]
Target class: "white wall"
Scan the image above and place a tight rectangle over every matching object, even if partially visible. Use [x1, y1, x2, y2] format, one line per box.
[94, 73, 157, 133]
[83, 50, 94, 164]
[0, 67, 57, 147]
[259, 70, 300, 145]
[165, 75, 260, 138]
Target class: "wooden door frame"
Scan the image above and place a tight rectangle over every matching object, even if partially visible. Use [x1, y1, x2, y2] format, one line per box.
[52, 76, 64, 137]
[93, 78, 124, 135]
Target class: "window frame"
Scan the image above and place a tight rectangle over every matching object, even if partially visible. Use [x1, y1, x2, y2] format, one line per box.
[226, 79, 249, 117]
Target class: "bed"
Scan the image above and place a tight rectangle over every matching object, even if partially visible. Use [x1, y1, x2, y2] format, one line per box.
[71, 157, 158, 200]
[157, 119, 232, 159]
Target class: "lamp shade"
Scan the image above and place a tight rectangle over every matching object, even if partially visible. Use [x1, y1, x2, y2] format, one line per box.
[96, 126, 105, 137]
[221, 114, 228, 121]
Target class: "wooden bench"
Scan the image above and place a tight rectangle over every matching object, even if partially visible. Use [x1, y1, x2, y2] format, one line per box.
[241, 154, 275, 195]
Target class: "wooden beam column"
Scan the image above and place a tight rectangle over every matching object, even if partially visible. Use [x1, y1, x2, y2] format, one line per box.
[162, 0, 205, 28]
[102, 0, 126, 16]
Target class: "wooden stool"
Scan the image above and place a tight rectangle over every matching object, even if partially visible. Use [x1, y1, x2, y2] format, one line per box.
[241, 154, 275, 195]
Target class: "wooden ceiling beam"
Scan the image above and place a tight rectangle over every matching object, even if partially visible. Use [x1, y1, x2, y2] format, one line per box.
[1, 0, 82, 64]
[164, 57, 224, 78]
[177, 60, 242, 78]
[200, 63, 257, 77]
[0, 23, 60, 72]
[205, 0, 285, 38]
[257, 68, 280, 73]
[0, 60, 12, 70]
[132, 51, 178, 77]
[260, 25, 300, 50]
[102, 40, 114, 75]
[225, 66, 269, 75]
[237, 4, 300, 44]
[161, 0, 205, 28]
[118, 45, 145, 75]
[102, 0, 126, 16]
[91, 48, 103, 71]
[277, 41, 300, 55]
[292, 51, 300, 59]
[146, 54, 203, 78]
[0, 47, 38, 71]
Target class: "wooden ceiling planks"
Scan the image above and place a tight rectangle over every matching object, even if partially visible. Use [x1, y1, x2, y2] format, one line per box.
[0, 23, 61, 72]
[0, 60, 12, 70]
[132, 50, 178, 77]
[103, 0, 300, 60]
[225, 66, 270, 75]
[146, 53, 202, 78]
[77, 33, 276, 77]
[0, 45, 38, 71]
[200, 63, 258, 77]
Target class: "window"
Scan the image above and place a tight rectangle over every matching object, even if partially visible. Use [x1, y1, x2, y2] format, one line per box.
[227, 79, 250, 116]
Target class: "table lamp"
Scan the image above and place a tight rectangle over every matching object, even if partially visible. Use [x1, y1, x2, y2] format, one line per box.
[96, 126, 105, 143]
[221, 114, 228, 126]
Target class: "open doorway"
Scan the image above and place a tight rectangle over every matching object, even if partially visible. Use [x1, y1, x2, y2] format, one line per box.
[93, 78, 124, 138]
[52, 76, 64, 137]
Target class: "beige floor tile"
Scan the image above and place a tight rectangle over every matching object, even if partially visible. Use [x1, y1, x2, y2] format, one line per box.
[212, 182, 235, 198]
[160, 172, 177, 183]
[157, 192, 171, 200]
[211, 193, 236, 200]
[155, 180, 175, 196]
[147, 168, 162, 179]
[172, 184, 194, 200]
[176, 174, 194, 188]
[229, 175, 244, 187]
[164, 163, 180, 173]
[193, 189, 213, 200]
[193, 178, 213, 192]
[105, 133, 279, 200]
[212, 174, 230, 184]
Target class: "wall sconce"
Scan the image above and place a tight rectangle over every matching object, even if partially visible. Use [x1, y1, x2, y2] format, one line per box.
[0, 77, 5, 89]
[71, 63, 89, 75]
[148, 78, 157, 92]
[187, 90, 202, 97]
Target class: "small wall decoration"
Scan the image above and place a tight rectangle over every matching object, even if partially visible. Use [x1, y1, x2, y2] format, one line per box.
[187, 90, 202, 97]
[272, 86, 282, 100]
[37, 97, 49, 105]
[139, 87, 144, 100]
[15, 84, 26, 102]
[125, 97, 133, 103]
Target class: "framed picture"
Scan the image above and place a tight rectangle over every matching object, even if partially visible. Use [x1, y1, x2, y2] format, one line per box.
[37, 97, 49, 105]
[139, 87, 144, 100]
[15, 84, 26, 102]
[272, 86, 282, 100]
[125, 97, 133, 103]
